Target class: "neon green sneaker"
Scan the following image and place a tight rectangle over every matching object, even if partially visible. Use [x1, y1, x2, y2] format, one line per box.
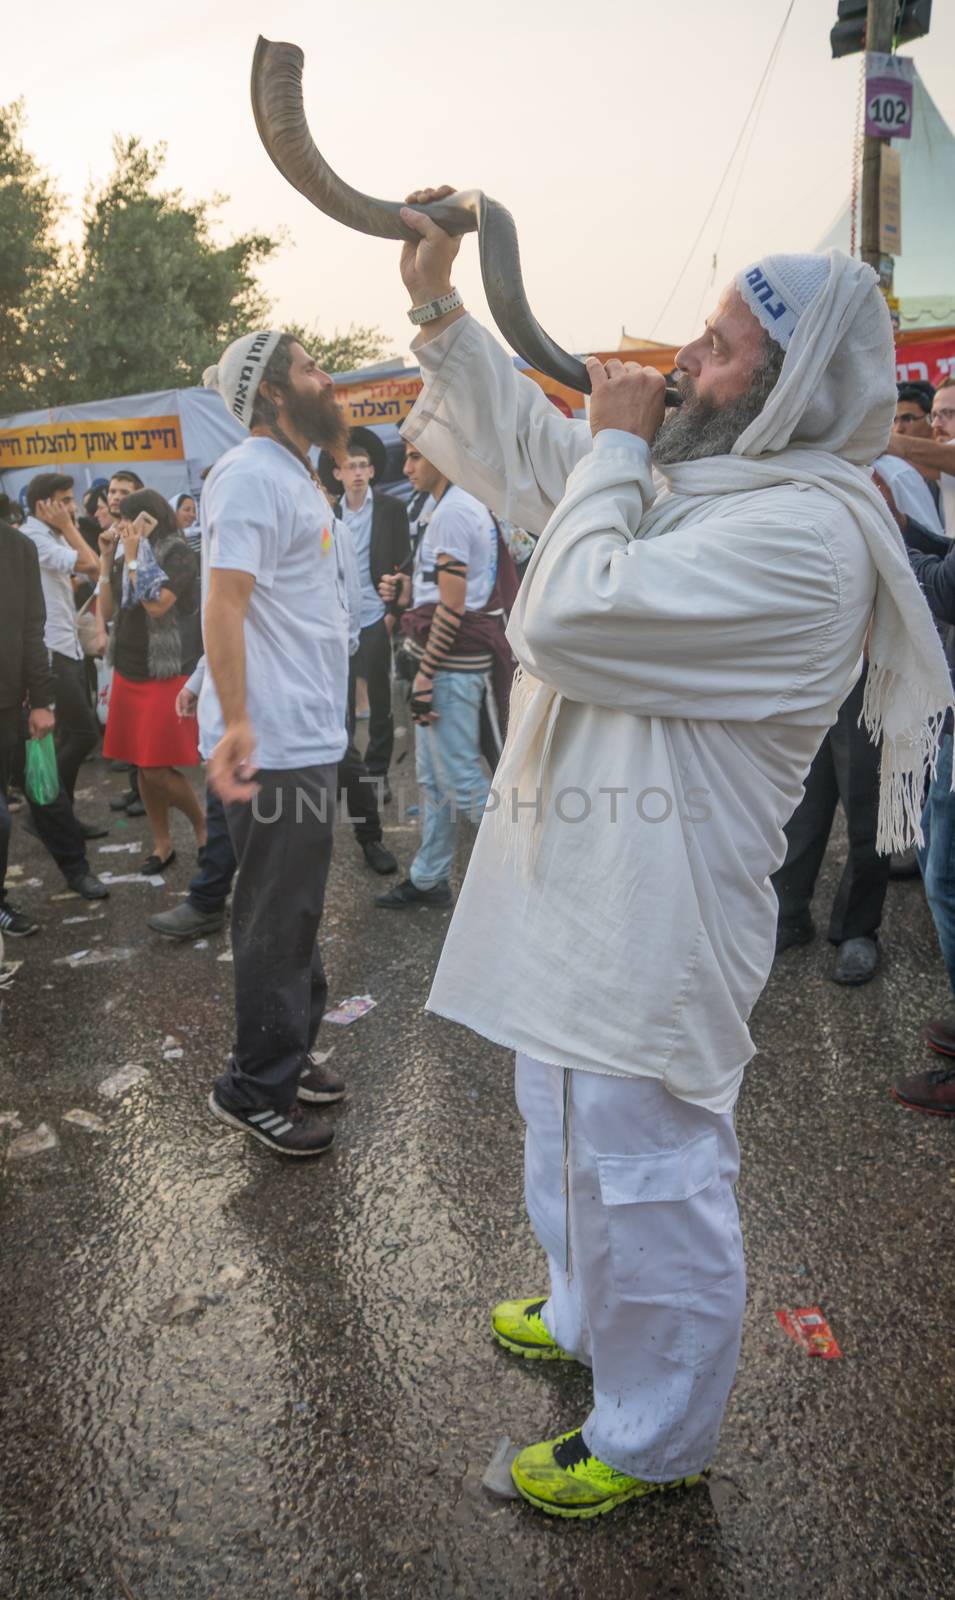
[511, 1427, 706, 1519]
[490, 1295, 575, 1361]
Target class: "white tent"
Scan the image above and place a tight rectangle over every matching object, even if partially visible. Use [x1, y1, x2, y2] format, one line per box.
[816, 70, 955, 331]
[0, 385, 244, 512]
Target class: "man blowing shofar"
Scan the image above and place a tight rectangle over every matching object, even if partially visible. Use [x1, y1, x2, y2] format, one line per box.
[395, 190, 952, 1519]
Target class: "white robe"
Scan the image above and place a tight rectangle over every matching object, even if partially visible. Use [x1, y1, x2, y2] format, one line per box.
[404, 315, 878, 1113]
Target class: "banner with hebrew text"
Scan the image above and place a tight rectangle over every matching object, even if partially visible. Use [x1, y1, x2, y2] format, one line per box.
[0, 415, 183, 471]
[335, 367, 586, 426]
[895, 334, 955, 390]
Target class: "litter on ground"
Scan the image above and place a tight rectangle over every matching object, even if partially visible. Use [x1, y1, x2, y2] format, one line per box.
[63, 1109, 108, 1132]
[98, 1064, 150, 1099]
[776, 1306, 843, 1359]
[55, 947, 134, 969]
[482, 1437, 521, 1499]
[8, 1123, 59, 1159]
[323, 995, 377, 1026]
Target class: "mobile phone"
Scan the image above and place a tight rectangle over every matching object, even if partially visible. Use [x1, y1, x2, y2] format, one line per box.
[132, 511, 158, 538]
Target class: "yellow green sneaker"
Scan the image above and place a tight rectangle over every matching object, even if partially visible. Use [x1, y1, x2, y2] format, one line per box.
[490, 1295, 574, 1361]
[511, 1427, 705, 1519]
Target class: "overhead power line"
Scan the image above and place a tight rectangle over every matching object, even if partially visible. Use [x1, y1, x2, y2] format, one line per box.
[649, 0, 799, 339]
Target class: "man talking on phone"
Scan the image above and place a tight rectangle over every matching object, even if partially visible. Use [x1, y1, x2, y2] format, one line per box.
[201, 332, 353, 1158]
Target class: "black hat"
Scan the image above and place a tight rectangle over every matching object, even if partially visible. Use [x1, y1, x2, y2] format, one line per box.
[318, 426, 388, 496]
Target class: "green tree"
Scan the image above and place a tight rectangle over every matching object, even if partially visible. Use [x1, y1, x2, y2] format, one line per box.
[40, 138, 279, 406]
[284, 320, 394, 374]
[0, 120, 394, 413]
[0, 101, 63, 415]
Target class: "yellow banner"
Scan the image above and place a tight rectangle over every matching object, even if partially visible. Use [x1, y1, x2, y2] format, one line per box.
[0, 415, 184, 471]
[338, 376, 423, 427]
[336, 367, 584, 427]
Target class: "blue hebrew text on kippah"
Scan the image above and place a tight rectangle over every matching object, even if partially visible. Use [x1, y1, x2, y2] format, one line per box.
[745, 267, 788, 322]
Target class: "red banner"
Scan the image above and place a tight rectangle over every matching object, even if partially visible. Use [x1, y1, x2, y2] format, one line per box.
[895, 333, 955, 389]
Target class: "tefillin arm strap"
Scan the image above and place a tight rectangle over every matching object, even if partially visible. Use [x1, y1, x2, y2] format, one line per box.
[417, 558, 468, 681]
[411, 560, 467, 720]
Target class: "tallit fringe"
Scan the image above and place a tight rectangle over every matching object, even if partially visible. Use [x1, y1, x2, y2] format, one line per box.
[861, 662, 952, 854]
[488, 667, 561, 879]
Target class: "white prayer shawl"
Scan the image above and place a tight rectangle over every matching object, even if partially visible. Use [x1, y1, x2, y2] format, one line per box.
[402, 252, 953, 1111]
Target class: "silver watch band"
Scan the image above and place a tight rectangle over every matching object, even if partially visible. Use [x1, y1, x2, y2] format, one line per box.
[408, 287, 463, 326]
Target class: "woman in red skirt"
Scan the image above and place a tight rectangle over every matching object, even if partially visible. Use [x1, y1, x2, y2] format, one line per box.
[98, 489, 206, 874]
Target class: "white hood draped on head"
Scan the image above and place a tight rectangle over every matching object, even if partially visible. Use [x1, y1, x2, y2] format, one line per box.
[503, 248, 952, 856]
[660, 248, 953, 852]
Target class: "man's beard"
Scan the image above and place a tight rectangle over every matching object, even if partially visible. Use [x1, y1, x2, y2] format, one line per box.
[651, 343, 784, 466]
[283, 383, 349, 454]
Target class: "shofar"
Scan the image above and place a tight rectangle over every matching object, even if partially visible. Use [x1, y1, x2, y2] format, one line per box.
[250, 36, 681, 405]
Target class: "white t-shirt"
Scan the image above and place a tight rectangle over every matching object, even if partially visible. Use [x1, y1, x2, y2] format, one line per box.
[412, 485, 496, 610]
[941, 437, 955, 539]
[198, 437, 350, 771]
[874, 453, 944, 536]
[21, 516, 82, 660]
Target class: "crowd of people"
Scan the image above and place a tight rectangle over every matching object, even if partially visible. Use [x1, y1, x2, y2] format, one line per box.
[2, 223, 955, 1519]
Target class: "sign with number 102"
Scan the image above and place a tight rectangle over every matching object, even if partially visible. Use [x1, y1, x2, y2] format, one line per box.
[865, 53, 915, 140]
[866, 84, 913, 137]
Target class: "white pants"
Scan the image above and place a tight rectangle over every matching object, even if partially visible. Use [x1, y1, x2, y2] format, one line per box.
[516, 1054, 746, 1481]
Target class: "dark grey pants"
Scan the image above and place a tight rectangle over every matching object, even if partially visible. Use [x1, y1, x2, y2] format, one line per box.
[216, 764, 335, 1112]
[348, 617, 394, 776]
[50, 651, 99, 800]
[772, 669, 890, 943]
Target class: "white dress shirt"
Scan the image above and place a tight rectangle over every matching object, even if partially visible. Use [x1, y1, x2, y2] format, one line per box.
[339, 487, 386, 630]
[21, 515, 82, 661]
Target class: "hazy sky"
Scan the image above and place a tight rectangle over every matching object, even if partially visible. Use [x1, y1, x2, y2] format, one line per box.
[10, 0, 955, 362]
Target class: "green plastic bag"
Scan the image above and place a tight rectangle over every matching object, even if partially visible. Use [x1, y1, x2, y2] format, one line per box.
[24, 732, 60, 807]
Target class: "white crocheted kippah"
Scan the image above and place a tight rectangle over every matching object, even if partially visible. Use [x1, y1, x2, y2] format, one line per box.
[735, 254, 831, 349]
[204, 330, 284, 430]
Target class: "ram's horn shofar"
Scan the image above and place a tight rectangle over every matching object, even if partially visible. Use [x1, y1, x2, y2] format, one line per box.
[250, 36, 682, 407]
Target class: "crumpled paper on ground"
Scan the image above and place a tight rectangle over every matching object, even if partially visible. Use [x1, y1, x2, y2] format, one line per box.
[8, 1123, 59, 1159]
[98, 1064, 150, 1099]
[63, 1109, 108, 1132]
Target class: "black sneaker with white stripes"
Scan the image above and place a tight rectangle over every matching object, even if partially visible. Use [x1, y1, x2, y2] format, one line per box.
[208, 1090, 334, 1157]
[297, 1051, 346, 1104]
[0, 899, 39, 938]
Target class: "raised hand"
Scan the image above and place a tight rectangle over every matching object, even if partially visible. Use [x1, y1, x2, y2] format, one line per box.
[400, 186, 462, 305]
[35, 497, 75, 535]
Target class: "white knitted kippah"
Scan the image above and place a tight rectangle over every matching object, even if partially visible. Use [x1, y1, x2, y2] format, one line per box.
[203, 330, 284, 429]
[735, 254, 831, 350]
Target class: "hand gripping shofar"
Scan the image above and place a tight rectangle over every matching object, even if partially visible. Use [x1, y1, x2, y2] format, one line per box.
[250, 36, 681, 407]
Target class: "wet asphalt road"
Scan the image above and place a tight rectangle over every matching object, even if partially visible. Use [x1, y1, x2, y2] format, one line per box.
[1, 729, 954, 1600]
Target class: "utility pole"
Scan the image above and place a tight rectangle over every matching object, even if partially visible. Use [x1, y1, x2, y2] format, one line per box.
[859, 0, 898, 271]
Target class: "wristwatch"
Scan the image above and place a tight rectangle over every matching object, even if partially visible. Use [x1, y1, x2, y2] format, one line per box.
[408, 287, 463, 326]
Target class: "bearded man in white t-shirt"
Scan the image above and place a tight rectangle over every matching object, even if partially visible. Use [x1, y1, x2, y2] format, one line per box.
[201, 331, 355, 1159]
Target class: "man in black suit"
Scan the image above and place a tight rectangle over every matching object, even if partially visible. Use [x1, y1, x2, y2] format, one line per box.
[320, 427, 411, 782]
